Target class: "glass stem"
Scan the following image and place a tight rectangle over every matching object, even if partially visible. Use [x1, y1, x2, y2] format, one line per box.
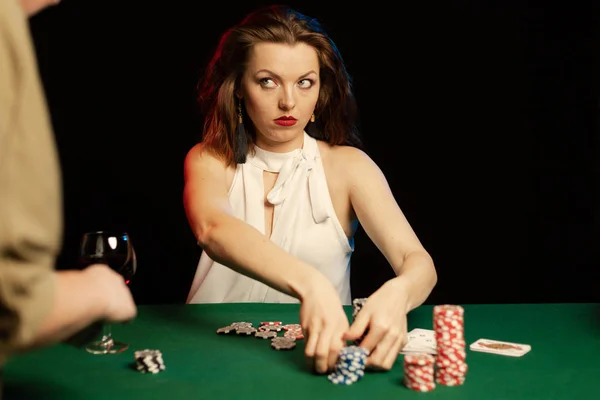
[102, 323, 114, 346]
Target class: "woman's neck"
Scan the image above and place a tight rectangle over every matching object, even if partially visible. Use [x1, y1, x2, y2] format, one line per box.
[254, 133, 305, 153]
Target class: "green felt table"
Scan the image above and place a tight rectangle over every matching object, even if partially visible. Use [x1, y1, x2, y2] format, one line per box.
[2, 303, 599, 399]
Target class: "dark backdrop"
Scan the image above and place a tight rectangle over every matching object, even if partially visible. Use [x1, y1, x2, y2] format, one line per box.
[27, 1, 599, 305]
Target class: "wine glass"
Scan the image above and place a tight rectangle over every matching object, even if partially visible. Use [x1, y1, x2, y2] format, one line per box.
[78, 231, 137, 354]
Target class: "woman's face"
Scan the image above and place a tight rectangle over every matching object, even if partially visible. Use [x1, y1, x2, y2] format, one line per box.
[239, 42, 320, 152]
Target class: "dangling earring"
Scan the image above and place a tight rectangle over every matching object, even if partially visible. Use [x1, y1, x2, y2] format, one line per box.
[306, 111, 319, 137]
[235, 100, 248, 163]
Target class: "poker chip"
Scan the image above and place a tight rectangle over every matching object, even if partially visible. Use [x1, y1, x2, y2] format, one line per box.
[327, 346, 369, 385]
[271, 337, 296, 350]
[433, 305, 467, 386]
[351, 298, 368, 346]
[351, 298, 367, 320]
[213, 318, 306, 355]
[258, 325, 282, 332]
[214, 308, 468, 392]
[230, 322, 253, 329]
[280, 324, 303, 339]
[404, 353, 435, 392]
[217, 322, 256, 334]
[235, 326, 257, 336]
[283, 329, 304, 340]
[134, 349, 165, 374]
[216, 319, 301, 350]
[402, 304, 468, 392]
[216, 325, 235, 334]
[403, 353, 435, 391]
[255, 330, 278, 339]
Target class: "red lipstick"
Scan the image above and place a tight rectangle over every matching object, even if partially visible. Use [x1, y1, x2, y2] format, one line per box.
[274, 116, 297, 127]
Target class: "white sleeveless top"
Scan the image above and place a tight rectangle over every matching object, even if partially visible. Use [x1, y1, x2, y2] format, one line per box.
[186, 131, 354, 305]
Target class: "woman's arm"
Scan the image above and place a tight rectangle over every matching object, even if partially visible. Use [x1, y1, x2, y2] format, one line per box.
[183, 143, 325, 300]
[336, 146, 437, 370]
[184, 143, 352, 374]
[344, 147, 438, 311]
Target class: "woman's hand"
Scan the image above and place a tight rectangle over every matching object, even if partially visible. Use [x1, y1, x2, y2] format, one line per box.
[344, 278, 410, 370]
[300, 276, 349, 374]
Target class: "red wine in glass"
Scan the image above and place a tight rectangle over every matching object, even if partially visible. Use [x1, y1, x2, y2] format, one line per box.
[79, 231, 136, 354]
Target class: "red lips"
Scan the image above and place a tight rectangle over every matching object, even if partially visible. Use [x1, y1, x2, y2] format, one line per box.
[275, 116, 297, 121]
[274, 116, 297, 127]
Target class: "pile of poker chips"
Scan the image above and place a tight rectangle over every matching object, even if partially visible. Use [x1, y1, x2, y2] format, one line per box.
[282, 323, 303, 340]
[327, 345, 369, 385]
[402, 304, 468, 392]
[351, 298, 368, 345]
[216, 321, 303, 350]
[134, 349, 165, 374]
[433, 305, 467, 386]
[403, 353, 435, 392]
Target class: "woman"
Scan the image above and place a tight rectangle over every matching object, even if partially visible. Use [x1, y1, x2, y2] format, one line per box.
[183, 5, 437, 373]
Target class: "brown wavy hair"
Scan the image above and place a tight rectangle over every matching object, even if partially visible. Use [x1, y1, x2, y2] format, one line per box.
[196, 4, 363, 165]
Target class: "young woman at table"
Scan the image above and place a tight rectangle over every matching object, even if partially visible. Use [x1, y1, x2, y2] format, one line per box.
[183, 5, 437, 374]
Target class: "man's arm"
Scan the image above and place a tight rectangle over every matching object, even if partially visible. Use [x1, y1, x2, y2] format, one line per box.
[27, 265, 136, 350]
[0, 0, 136, 355]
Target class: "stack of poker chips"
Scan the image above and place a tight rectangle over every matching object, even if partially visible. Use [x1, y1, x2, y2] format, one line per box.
[351, 298, 368, 345]
[270, 336, 296, 350]
[215, 321, 302, 350]
[403, 353, 436, 392]
[433, 305, 468, 386]
[327, 345, 369, 385]
[282, 323, 303, 340]
[134, 349, 165, 374]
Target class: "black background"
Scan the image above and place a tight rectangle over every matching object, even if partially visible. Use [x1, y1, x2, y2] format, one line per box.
[27, 1, 599, 305]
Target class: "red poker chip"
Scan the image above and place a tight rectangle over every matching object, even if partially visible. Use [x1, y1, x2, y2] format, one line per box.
[406, 374, 434, 382]
[405, 369, 434, 378]
[405, 367, 434, 374]
[404, 352, 436, 392]
[283, 330, 304, 340]
[435, 374, 466, 386]
[406, 379, 435, 388]
[435, 363, 468, 375]
[404, 353, 435, 366]
[436, 339, 466, 347]
[282, 324, 302, 331]
[436, 347, 467, 363]
[433, 305, 464, 317]
[404, 379, 436, 392]
[434, 320, 464, 330]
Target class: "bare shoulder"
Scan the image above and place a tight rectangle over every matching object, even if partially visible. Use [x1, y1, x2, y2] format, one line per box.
[185, 142, 221, 168]
[317, 141, 378, 179]
[184, 142, 229, 179]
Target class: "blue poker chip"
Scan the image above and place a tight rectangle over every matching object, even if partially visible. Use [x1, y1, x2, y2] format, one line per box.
[327, 371, 361, 385]
[327, 346, 369, 385]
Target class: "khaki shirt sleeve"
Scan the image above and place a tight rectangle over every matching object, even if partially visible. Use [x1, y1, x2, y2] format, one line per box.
[0, 0, 61, 355]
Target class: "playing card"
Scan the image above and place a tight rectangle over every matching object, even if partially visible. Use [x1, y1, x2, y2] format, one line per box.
[469, 338, 531, 357]
[401, 328, 437, 355]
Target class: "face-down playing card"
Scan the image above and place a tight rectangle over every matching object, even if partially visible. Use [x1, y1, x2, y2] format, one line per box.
[400, 328, 437, 355]
[469, 338, 531, 357]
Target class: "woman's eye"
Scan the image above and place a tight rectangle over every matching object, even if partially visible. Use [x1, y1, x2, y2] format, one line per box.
[298, 79, 314, 88]
[259, 78, 276, 88]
